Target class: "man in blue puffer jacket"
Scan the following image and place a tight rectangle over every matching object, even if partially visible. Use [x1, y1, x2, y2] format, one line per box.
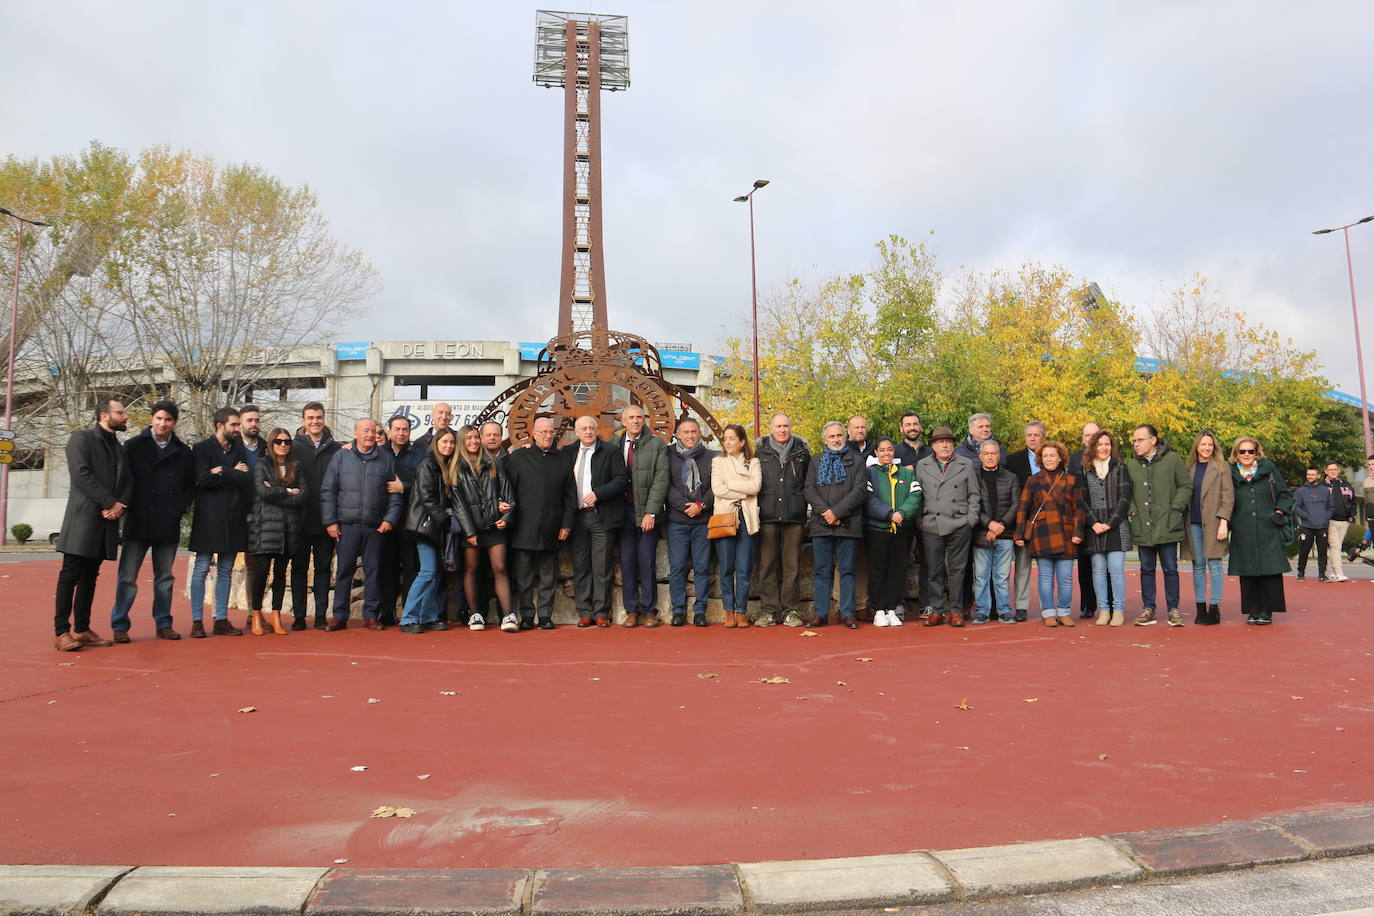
[321, 418, 404, 630]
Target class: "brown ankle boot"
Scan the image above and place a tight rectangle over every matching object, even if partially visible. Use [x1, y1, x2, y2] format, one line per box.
[250, 610, 265, 635]
[736, 612, 752, 628]
[269, 611, 287, 635]
[723, 611, 737, 628]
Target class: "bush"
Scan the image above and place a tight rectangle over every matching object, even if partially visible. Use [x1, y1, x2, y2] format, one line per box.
[11, 523, 33, 545]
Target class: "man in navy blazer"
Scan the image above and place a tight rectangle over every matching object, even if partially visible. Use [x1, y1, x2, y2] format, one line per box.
[563, 415, 628, 626]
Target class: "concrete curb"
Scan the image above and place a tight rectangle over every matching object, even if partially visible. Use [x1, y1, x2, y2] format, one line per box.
[3, 805, 1373, 914]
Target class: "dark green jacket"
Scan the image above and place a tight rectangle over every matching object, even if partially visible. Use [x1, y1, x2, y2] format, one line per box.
[1125, 439, 1192, 546]
[615, 431, 669, 522]
[1228, 459, 1293, 577]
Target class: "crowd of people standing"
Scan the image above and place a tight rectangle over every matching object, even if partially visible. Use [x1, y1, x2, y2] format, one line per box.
[50, 397, 1368, 651]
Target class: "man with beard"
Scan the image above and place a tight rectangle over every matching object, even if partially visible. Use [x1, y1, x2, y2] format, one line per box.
[53, 398, 131, 651]
[189, 406, 253, 637]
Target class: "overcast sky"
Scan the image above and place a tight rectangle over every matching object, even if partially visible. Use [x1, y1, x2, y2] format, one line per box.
[6, 1, 1374, 398]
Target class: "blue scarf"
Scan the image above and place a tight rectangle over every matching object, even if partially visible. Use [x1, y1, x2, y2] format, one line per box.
[817, 446, 848, 486]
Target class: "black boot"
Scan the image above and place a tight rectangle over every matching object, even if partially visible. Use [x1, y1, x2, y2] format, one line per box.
[1206, 603, 1220, 625]
[1194, 601, 1207, 625]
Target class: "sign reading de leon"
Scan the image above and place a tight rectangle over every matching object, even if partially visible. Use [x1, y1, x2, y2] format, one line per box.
[381, 341, 494, 360]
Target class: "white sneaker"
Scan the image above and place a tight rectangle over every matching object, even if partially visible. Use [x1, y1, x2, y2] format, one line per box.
[889, 610, 904, 627]
[468, 613, 486, 631]
[1334, 574, 1349, 582]
[874, 609, 890, 627]
[500, 613, 519, 632]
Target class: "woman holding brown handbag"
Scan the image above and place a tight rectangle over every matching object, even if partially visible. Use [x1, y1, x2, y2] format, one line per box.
[710, 424, 762, 628]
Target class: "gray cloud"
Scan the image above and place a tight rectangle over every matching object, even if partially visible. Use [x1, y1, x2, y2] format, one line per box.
[6, 0, 1374, 396]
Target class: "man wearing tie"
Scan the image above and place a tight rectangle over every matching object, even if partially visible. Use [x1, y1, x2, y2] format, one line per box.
[564, 415, 629, 627]
[616, 405, 669, 627]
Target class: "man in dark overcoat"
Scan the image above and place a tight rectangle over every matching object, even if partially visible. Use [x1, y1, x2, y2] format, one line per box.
[563, 414, 628, 627]
[110, 399, 194, 641]
[188, 406, 253, 637]
[53, 399, 132, 651]
[290, 400, 341, 629]
[506, 417, 576, 629]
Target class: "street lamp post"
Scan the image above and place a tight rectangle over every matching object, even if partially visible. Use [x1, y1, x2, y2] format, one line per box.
[1314, 215, 1374, 457]
[733, 179, 769, 440]
[0, 207, 50, 546]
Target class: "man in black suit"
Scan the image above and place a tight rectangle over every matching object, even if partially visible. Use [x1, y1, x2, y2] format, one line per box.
[1004, 420, 1045, 622]
[290, 401, 342, 629]
[563, 415, 628, 627]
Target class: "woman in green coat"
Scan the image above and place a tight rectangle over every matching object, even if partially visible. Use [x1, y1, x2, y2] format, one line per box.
[1227, 437, 1293, 626]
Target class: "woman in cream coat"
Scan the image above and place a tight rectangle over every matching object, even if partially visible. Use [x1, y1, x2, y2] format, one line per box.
[711, 423, 763, 628]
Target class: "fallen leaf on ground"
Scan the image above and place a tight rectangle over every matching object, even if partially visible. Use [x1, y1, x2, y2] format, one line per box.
[955, 745, 970, 750]
[439, 690, 457, 696]
[1023, 698, 1040, 703]
[369, 805, 416, 819]
[800, 631, 820, 637]
[367, 697, 381, 704]
[350, 765, 368, 772]
[334, 858, 348, 864]
[955, 698, 973, 710]
[836, 681, 847, 686]
[58, 662, 75, 667]
[697, 673, 719, 679]
[758, 676, 790, 685]
[237, 706, 257, 713]
[417, 774, 431, 780]
[1129, 643, 1152, 648]
[1098, 753, 1110, 760]
[1290, 695, 1305, 700]
[856, 657, 875, 662]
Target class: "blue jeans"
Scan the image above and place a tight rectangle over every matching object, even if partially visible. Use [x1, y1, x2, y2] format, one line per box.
[812, 535, 858, 620]
[1090, 551, 1126, 613]
[1036, 557, 1074, 616]
[111, 539, 178, 632]
[1137, 542, 1180, 611]
[667, 522, 711, 615]
[1189, 524, 1225, 603]
[189, 552, 236, 622]
[401, 540, 444, 625]
[972, 540, 1014, 620]
[715, 531, 756, 612]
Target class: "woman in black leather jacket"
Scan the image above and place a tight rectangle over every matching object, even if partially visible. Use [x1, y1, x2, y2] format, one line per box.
[454, 425, 516, 630]
[400, 429, 459, 633]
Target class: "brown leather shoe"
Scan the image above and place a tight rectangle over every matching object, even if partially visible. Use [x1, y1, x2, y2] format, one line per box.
[949, 612, 965, 628]
[190, 621, 207, 638]
[212, 619, 243, 636]
[54, 633, 84, 652]
[805, 616, 828, 627]
[1058, 615, 1076, 628]
[924, 613, 945, 627]
[578, 616, 593, 628]
[156, 627, 182, 640]
[326, 618, 348, 631]
[622, 613, 639, 628]
[113, 631, 131, 644]
[642, 614, 660, 628]
[723, 611, 737, 628]
[363, 619, 385, 631]
[595, 617, 611, 628]
[74, 630, 114, 647]
[249, 610, 265, 636]
[736, 613, 752, 628]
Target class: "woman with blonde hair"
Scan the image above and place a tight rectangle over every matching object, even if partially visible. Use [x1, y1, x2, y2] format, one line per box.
[1182, 429, 1234, 626]
[1228, 437, 1292, 626]
[400, 428, 461, 633]
[711, 424, 762, 628]
[453, 424, 516, 631]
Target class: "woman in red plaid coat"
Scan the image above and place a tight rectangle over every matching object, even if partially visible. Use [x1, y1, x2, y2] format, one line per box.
[1014, 440, 1084, 627]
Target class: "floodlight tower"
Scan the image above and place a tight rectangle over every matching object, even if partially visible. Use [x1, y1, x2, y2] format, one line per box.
[533, 11, 630, 341]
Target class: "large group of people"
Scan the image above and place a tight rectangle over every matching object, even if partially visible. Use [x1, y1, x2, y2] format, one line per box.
[50, 397, 1367, 651]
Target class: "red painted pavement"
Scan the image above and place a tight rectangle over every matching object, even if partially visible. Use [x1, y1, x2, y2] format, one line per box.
[2, 556, 1372, 869]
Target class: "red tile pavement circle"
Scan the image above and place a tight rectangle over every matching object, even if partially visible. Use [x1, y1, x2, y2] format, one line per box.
[4, 556, 1373, 869]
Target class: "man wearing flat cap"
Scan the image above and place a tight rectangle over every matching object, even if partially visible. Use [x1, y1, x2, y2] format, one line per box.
[914, 426, 980, 627]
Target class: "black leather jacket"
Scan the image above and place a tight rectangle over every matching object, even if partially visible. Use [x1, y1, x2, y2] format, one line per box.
[453, 454, 515, 537]
[404, 457, 453, 543]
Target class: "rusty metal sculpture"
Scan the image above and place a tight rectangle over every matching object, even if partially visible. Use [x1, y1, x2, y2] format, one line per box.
[477, 11, 722, 447]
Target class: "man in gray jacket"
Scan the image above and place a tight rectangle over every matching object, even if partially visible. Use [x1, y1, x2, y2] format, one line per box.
[321, 418, 404, 630]
[1293, 467, 1333, 582]
[915, 426, 980, 627]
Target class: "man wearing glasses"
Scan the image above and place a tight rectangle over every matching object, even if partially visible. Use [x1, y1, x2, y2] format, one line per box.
[1125, 425, 1193, 627]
